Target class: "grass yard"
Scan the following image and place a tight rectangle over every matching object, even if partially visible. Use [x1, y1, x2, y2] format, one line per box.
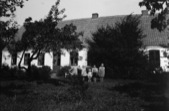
[0, 78, 167, 111]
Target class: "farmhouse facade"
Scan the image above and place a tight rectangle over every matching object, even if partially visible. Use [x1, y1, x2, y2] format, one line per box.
[1, 10, 169, 71]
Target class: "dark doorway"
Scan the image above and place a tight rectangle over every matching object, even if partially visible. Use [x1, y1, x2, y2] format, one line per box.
[149, 50, 160, 68]
[53, 52, 61, 72]
[70, 50, 78, 66]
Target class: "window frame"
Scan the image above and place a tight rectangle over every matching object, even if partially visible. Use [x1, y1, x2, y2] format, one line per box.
[11, 53, 17, 65]
[149, 50, 160, 68]
[70, 50, 78, 66]
[38, 53, 45, 66]
[24, 53, 30, 66]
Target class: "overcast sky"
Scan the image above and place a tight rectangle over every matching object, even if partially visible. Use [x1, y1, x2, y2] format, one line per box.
[15, 0, 146, 26]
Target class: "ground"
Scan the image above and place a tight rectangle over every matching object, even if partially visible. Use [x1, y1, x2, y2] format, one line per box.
[0, 78, 168, 111]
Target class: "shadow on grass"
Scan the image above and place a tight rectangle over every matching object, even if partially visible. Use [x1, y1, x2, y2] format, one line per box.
[0, 78, 61, 97]
[0, 82, 29, 97]
[111, 81, 168, 111]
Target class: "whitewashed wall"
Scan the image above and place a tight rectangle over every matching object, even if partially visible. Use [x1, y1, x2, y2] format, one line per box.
[60, 49, 70, 66]
[2, 49, 53, 70]
[2, 50, 12, 67]
[78, 48, 88, 67]
[60, 48, 88, 67]
[44, 52, 53, 69]
[145, 46, 169, 72]
[2, 47, 88, 70]
[2, 47, 168, 72]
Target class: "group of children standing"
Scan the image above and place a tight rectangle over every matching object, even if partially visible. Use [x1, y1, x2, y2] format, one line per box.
[69, 63, 105, 82]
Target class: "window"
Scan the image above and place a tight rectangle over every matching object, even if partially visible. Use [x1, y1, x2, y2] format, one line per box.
[57, 53, 61, 66]
[149, 50, 160, 68]
[70, 50, 78, 66]
[53, 52, 61, 66]
[38, 53, 45, 66]
[11, 53, 17, 65]
[24, 53, 30, 65]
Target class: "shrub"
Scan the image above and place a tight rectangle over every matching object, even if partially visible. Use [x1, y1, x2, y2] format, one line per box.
[66, 74, 89, 95]
[0, 65, 27, 80]
[30, 65, 51, 81]
[0, 65, 11, 79]
[38, 66, 51, 80]
[57, 66, 71, 77]
[14, 69, 27, 79]
[30, 65, 40, 80]
[57, 66, 89, 97]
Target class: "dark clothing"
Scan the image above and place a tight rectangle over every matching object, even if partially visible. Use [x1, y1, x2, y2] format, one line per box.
[93, 72, 98, 78]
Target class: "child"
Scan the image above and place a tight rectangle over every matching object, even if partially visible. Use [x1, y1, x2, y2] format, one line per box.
[88, 69, 92, 82]
[92, 65, 98, 83]
[81, 66, 87, 81]
[99, 63, 105, 82]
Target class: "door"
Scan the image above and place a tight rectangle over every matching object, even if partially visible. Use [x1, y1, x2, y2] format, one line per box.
[53, 52, 61, 72]
[149, 50, 160, 68]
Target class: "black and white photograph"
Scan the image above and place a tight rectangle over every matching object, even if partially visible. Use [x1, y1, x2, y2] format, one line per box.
[0, 0, 169, 110]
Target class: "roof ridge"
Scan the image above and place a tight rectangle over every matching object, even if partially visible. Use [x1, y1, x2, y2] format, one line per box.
[60, 14, 141, 22]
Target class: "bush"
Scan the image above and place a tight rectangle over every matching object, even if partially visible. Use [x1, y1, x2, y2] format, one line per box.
[30, 65, 51, 81]
[39, 66, 51, 80]
[57, 66, 71, 77]
[56, 66, 89, 97]
[14, 69, 27, 79]
[30, 65, 40, 80]
[0, 65, 12, 79]
[0, 65, 27, 80]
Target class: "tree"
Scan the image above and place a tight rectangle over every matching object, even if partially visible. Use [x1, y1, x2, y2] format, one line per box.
[0, 0, 28, 17]
[0, 20, 19, 67]
[12, 0, 82, 73]
[0, 0, 28, 67]
[87, 15, 148, 79]
[139, 0, 169, 31]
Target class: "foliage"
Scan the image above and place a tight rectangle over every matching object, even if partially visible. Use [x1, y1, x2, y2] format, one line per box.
[0, 0, 28, 17]
[139, 0, 169, 31]
[0, 21, 18, 49]
[57, 66, 71, 77]
[11, 0, 82, 73]
[30, 65, 51, 81]
[0, 65, 27, 80]
[39, 66, 51, 80]
[87, 15, 148, 79]
[0, 20, 19, 68]
[0, 0, 28, 66]
[58, 65, 88, 94]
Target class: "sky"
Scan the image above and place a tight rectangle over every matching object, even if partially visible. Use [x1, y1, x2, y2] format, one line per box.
[15, 0, 146, 26]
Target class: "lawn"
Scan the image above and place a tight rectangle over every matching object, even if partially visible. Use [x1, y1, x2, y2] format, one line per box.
[0, 78, 167, 111]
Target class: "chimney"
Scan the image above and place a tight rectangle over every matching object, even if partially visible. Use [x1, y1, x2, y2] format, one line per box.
[141, 10, 148, 16]
[92, 13, 99, 19]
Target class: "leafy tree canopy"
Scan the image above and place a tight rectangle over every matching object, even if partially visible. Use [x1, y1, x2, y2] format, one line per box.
[11, 0, 82, 72]
[0, 0, 28, 66]
[87, 15, 148, 78]
[0, 0, 28, 17]
[139, 0, 169, 31]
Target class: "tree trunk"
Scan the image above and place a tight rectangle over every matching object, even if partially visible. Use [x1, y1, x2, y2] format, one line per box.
[18, 50, 27, 70]
[26, 50, 41, 75]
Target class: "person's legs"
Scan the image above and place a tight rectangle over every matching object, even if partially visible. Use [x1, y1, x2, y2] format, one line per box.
[88, 77, 91, 82]
[100, 77, 104, 82]
[93, 77, 97, 83]
[93, 72, 97, 83]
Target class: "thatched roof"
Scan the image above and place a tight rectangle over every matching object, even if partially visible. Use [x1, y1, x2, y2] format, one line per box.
[15, 14, 169, 48]
[57, 14, 169, 47]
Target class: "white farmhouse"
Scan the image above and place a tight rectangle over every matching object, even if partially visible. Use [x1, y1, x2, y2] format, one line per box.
[1, 10, 169, 72]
